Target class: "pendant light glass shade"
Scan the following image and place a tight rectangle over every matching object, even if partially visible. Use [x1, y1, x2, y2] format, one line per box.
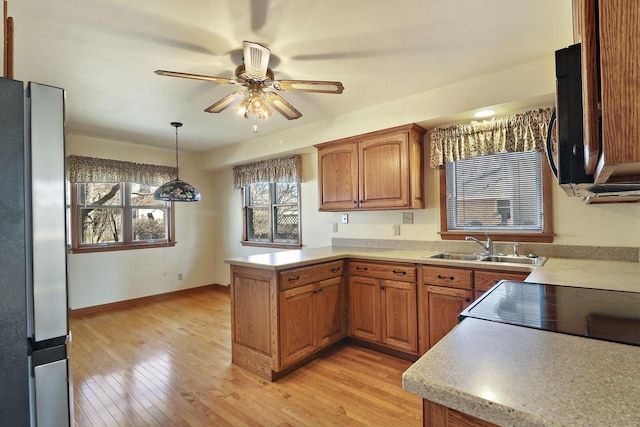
[154, 122, 201, 202]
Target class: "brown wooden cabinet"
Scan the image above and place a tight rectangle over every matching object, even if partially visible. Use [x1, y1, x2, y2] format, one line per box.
[315, 123, 426, 211]
[418, 266, 531, 354]
[473, 269, 529, 300]
[418, 266, 473, 354]
[280, 275, 346, 368]
[230, 260, 345, 381]
[572, 0, 640, 183]
[423, 399, 498, 427]
[349, 261, 418, 354]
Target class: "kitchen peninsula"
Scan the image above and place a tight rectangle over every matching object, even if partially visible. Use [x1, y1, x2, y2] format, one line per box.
[226, 244, 640, 426]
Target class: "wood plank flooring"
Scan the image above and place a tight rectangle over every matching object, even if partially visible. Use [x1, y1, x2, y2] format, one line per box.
[70, 287, 422, 426]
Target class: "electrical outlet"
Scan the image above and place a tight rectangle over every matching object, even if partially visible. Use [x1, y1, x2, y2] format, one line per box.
[402, 212, 413, 224]
[392, 224, 400, 236]
[341, 214, 349, 224]
[332, 223, 339, 233]
[178, 273, 183, 281]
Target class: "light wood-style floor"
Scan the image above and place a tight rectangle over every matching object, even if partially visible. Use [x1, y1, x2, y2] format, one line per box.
[70, 287, 422, 426]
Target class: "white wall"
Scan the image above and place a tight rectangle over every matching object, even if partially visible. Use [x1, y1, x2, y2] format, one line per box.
[67, 56, 640, 308]
[209, 150, 640, 286]
[66, 135, 219, 309]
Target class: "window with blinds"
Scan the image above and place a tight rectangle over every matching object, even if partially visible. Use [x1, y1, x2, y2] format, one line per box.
[445, 151, 544, 232]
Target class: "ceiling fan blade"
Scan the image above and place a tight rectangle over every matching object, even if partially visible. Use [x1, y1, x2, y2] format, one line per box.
[204, 90, 246, 113]
[242, 41, 271, 79]
[263, 92, 302, 120]
[155, 70, 236, 85]
[272, 80, 344, 94]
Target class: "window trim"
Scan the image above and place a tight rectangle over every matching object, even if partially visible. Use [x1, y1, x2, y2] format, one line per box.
[241, 182, 302, 249]
[438, 155, 555, 243]
[69, 182, 176, 253]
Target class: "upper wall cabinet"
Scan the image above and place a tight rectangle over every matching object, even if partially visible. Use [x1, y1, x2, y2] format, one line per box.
[572, 0, 640, 183]
[314, 124, 426, 211]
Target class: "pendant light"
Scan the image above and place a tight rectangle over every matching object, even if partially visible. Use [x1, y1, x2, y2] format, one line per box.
[153, 122, 201, 202]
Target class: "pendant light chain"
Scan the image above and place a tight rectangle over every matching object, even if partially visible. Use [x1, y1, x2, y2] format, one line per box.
[172, 121, 183, 180]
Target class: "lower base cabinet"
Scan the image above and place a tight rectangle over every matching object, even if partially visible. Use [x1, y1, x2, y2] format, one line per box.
[349, 261, 418, 354]
[230, 260, 345, 381]
[423, 400, 498, 427]
[280, 276, 346, 367]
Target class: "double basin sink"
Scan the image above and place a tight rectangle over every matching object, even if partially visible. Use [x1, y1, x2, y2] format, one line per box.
[427, 252, 547, 266]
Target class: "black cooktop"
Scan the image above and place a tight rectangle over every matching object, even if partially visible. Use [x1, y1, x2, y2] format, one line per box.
[459, 281, 640, 347]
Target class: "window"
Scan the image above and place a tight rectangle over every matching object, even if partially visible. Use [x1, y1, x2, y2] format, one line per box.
[439, 151, 553, 242]
[242, 182, 301, 248]
[69, 182, 175, 252]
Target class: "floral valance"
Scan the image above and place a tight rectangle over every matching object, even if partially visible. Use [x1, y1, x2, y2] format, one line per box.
[429, 107, 554, 167]
[233, 155, 302, 189]
[66, 155, 176, 186]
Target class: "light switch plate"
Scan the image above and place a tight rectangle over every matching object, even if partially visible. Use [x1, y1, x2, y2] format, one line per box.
[392, 224, 400, 236]
[332, 223, 339, 233]
[402, 212, 413, 224]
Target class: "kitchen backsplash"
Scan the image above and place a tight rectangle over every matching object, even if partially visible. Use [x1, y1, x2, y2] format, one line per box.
[332, 238, 640, 262]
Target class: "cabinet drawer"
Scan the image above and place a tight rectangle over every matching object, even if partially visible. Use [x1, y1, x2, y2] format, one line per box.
[349, 261, 416, 282]
[474, 270, 529, 292]
[279, 260, 344, 291]
[421, 266, 472, 289]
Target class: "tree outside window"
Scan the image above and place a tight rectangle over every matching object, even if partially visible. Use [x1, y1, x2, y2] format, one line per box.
[70, 182, 175, 252]
[243, 182, 301, 248]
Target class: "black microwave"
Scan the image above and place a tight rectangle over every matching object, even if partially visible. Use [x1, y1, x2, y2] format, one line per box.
[547, 43, 640, 199]
[546, 43, 593, 195]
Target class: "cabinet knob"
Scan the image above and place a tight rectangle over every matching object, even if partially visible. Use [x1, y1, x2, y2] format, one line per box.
[318, 288, 323, 293]
[465, 297, 471, 303]
[359, 200, 363, 203]
[380, 285, 385, 290]
[353, 200, 357, 204]
[437, 274, 455, 281]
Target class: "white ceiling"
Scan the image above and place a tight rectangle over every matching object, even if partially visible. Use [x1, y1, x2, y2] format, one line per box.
[8, 0, 573, 152]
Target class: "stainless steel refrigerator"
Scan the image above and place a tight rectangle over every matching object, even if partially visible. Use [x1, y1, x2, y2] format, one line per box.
[0, 77, 72, 426]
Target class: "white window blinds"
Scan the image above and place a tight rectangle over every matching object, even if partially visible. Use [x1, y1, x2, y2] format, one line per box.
[445, 151, 544, 232]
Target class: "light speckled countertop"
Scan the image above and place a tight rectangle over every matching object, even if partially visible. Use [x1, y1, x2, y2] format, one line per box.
[226, 246, 640, 426]
[402, 318, 640, 427]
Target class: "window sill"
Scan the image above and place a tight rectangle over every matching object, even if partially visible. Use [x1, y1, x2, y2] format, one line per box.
[440, 231, 554, 243]
[241, 241, 303, 250]
[70, 241, 177, 254]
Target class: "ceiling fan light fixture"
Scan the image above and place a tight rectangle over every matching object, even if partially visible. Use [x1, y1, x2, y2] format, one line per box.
[153, 122, 201, 202]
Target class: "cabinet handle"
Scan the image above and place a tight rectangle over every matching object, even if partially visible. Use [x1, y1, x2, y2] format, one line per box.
[356, 266, 368, 271]
[437, 274, 455, 281]
[465, 297, 471, 302]
[330, 267, 341, 273]
[288, 275, 300, 282]
[392, 270, 407, 275]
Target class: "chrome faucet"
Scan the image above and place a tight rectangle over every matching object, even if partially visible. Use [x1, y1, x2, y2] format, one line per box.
[465, 233, 493, 255]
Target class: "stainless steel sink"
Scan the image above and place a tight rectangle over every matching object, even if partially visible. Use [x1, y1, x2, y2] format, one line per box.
[426, 252, 547, 266]
[480, 255, 547, 266]
[426, 252, 487, 261]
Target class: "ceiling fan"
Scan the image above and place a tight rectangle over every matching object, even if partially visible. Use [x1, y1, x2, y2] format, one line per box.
[155, 41, 344, 120]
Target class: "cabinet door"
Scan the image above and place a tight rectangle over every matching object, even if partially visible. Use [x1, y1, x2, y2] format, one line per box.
[317, 141, 359, 211]
[315, 276, 347, 348]
[358, 133, 410, 209]
[380, 280, 418, 354]
[349, 275, 381, 343]
[425, 285, 472, 351]
[280, 284, 316, 367]
[474, 270, 529, 293]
